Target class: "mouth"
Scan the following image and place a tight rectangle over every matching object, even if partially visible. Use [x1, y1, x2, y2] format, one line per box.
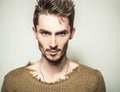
[47, 49, 61, 56]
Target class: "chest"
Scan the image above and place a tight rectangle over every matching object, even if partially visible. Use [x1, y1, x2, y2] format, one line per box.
[10, 77, 95, 92]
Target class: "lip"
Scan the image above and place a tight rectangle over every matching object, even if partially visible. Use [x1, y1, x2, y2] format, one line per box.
[47, 50, 60, 56]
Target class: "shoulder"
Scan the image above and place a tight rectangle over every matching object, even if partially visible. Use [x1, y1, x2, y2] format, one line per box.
[2, 66, 29, 89]
[4, 66, 27, 83]
[4, 61, 33, 79]
[2, 66, 30, 91]
[6, 66, 26, 76]
[70, 61, 103, 78]
[76, 64, 104, 80]
[78, 64, 105, 88]
[75, 64, 105, 90]
[69, 62, 106, 91]
[69, 61, 104, 81]
[79, 64, 106, 91]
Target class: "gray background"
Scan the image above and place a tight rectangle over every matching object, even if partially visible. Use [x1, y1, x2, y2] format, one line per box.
[0, 0, 120, 92]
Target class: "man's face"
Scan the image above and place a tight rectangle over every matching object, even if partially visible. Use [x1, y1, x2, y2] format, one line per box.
[33, 14, 75, 63]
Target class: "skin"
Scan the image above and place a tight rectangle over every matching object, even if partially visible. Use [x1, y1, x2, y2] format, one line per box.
[31, 14, 76, 82]
[33, 14, 75, 64]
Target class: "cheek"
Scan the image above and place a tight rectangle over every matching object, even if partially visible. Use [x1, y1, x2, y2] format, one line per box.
[58, 39, 69, 50]
[57, 35, 70, 44]
[38, 41, 43, 51]
[63, 41, 69, 49]
[37, 36, 50, 46]
[38, 39, 48, 50]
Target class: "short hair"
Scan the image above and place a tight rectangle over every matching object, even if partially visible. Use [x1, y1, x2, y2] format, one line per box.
[33, 0, 75, 32]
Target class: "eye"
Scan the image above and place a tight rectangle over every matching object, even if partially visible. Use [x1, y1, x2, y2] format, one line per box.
[40, 32, 50, 36]
[57, 32, 66, 37]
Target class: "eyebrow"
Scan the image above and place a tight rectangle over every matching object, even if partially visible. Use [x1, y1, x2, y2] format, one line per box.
[39, 29, 69, 34]
[56, 29, 69, 35]
[39, 29, 51, 34]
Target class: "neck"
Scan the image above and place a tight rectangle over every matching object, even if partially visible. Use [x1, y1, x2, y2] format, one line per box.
[40, 56, 68, 75]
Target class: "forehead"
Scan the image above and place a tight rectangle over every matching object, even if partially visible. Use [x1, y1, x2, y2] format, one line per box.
[37, 14, 70, 33]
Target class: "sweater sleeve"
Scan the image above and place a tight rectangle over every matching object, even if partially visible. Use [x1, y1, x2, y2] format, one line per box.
[1, 77, 8, 92]
[94, 70, 106, 92]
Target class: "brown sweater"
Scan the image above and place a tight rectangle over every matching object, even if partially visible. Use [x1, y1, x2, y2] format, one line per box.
[2, 64, 106, 92]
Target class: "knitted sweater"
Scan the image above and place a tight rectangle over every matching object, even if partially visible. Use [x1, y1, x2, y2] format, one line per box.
[2, 64, 106, 92]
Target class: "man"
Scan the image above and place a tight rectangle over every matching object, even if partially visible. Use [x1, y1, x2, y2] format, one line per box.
[2, 0, 106, 92]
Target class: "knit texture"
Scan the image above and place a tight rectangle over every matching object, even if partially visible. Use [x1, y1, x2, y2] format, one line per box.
[2, 64, 106, 92]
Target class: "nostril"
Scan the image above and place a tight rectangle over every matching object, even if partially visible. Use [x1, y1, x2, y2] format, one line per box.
[49, 45, 58, 49]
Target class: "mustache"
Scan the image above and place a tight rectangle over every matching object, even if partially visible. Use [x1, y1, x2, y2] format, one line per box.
[46, 48, 61, 51]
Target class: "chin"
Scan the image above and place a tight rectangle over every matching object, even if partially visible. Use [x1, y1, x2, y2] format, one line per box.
[45, 55, 64, 65]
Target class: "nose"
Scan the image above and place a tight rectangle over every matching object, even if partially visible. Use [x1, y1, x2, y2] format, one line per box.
[49, 35, 58, 48]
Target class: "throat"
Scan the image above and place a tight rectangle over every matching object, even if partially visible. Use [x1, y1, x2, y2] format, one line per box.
[39, 58, 69, 83]
[26, 60, 79, 84]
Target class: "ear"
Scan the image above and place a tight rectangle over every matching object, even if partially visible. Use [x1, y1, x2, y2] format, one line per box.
[32, 27, 37, 39]
[70, 27, 75, 39]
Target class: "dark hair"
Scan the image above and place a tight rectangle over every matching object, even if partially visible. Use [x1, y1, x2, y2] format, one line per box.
[33, 0, 75, 32]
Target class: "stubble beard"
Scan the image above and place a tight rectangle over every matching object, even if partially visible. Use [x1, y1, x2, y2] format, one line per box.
[43, 51, 66, 65]
[38, 41, 68, 65]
